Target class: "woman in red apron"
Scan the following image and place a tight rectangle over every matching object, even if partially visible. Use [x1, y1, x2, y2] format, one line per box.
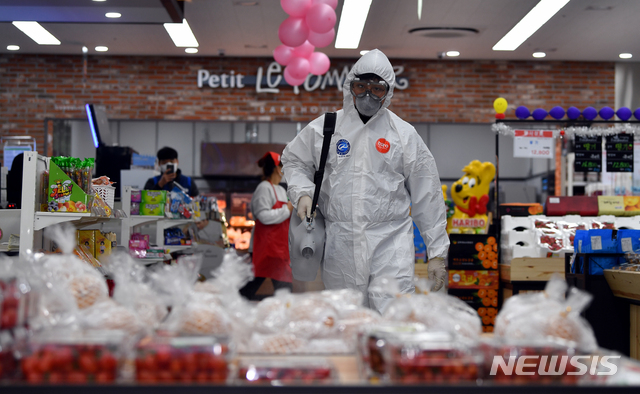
[240, 152, 293, 300]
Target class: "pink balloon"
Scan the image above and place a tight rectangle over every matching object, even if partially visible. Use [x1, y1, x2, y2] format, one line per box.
[305, 4, 336, 34]
[308, 28, 335, 48]
[288, 56, 310, 80]
[281, 0, 311, 17]
[284, 66, 307, 86]
[292, 41, 315, 59]
[312, 0, 338, 9]
[309, 52, 330, 75]
[273, 44, 295, 66]
[278, 17, 310, 48]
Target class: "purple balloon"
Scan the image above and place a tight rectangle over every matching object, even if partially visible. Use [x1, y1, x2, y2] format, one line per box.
[599, 106, 614, 120]
[549, 106, 565, 120]
[532, 108, 548, 121]
[633, 108, 640, 120]
[515, 106, 530, 119]
[617, 107, 632, 121]
[567, 106, 581, 120]
[582, 107, 597, 121]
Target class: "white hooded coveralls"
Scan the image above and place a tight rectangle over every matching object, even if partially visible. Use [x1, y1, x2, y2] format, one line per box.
[282, 49, 449, 313]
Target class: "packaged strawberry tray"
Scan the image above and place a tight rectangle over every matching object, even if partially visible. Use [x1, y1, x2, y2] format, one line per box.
[135, 335, 230, 384]
[236, 358, 336, 385]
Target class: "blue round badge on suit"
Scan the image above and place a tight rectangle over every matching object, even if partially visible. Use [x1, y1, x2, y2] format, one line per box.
[336, 139, 350, 156]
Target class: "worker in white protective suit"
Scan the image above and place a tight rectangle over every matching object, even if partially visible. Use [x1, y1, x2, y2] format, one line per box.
[282, 49, 449, 313]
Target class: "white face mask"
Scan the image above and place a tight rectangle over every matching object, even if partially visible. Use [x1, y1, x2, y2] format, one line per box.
[355, 94, 382, 117]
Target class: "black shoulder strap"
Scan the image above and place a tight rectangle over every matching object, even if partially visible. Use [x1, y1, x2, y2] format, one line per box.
[310, 112, 336, 218]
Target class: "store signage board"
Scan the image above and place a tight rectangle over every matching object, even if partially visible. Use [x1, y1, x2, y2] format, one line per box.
[513, 130, 554, 159]
[196, 62, 409, 95]
[605, 134, 633, 172]
[574, 135, 602, 173]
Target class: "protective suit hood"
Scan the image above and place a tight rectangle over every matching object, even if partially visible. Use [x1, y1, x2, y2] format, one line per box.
[343, 49, 395, 116]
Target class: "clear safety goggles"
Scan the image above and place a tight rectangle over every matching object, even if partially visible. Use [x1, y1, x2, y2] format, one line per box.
[349, 79, 389, 101]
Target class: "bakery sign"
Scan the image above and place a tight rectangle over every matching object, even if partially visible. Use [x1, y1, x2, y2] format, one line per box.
[196, 62, 409, 95]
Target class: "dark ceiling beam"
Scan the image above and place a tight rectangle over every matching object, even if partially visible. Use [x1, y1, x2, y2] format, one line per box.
[160, 0, 184, 23]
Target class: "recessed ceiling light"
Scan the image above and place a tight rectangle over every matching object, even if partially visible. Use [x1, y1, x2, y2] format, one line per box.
[12, 21, 60, 45]
[360, 50, 369, 55]
[185, 48, 198, 54]
[533, 52, 546, 58]
[105, 12, 121, 18]
[164, 18, 199, 47]
[95, 46, 108, 52]
[82, 46, 88, 53]
[7, 45, 20, 51]
[493, 0, 570, 51]
[446, 50, 460, 57]
[619, 53, 633, 59]
[92, 0, 107, 2]
[335, 0, 372, 49]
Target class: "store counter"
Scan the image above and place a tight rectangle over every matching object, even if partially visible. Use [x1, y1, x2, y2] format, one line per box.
[604, 269, 640, 360]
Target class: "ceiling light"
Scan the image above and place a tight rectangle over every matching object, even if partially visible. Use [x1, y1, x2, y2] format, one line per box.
[82, 46, 88, 53]
[164, 18, 199, 47]
[12, 21, 61, 45]
[360, 50, 369, 55]
[446, 51, 460, 57]
[92, 0, 107, 2]
[493, 0, 570, 51]
[533, 52, 546, 58]
[7, 45, 20, 51]
[619, 53, 633, 59]
[335, 0, 372, 49]
[95, 46, 108, 52]
[105, 12, 121, 18]
[185, 48, 198, 54]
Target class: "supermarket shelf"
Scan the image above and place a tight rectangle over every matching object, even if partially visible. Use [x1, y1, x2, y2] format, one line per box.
[129, 215, 164, 227]
[159, 218, 195, 230]
[33, 212, 116, 231]
[165, 244, 196, 251]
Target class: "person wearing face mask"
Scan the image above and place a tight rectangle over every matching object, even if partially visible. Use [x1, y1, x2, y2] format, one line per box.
[281, 49, 449, 313]
[239, 152, 294, 300]
[144, 147, 199, 197]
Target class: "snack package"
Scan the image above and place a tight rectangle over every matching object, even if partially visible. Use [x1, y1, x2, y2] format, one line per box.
[77, 230, 96, 257]
[494, 275, 597, 352]
[141, 190, 167, 204]
[94, 231, 113, 263]
[91, 192, 112, 217]
[131, 189, 142, 203]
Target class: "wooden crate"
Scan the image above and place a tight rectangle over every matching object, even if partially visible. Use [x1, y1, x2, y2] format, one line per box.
[500, 257, 565, 282]
[415, 263, 429, 279]
[604, 269, 640, 301]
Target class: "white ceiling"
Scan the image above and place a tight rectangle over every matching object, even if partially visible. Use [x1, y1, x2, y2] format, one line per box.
[1, 0, 639, 62]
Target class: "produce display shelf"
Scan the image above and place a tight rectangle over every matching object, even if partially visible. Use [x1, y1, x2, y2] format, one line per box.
[33, 212, 115, 231]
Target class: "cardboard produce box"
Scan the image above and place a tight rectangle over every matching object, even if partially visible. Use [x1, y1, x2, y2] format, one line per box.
[448, 234, 498, 270]
[598, 196, 625, 216]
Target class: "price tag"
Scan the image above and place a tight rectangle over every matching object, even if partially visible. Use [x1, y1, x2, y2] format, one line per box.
[606, 134, 634, 173]
[590, 236, 602, 251]
[549, 197, 560, 203]
[621, 237, 633, 252]
[574, 135, 602, 173]
[513, 130, 555, 159]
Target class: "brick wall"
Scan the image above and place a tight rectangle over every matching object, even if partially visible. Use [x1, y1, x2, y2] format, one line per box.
[0, 54, 615, 156]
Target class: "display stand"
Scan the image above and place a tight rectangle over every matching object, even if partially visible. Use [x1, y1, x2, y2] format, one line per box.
[120, 185, 197, 254]
[18, 152, 118, 256]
